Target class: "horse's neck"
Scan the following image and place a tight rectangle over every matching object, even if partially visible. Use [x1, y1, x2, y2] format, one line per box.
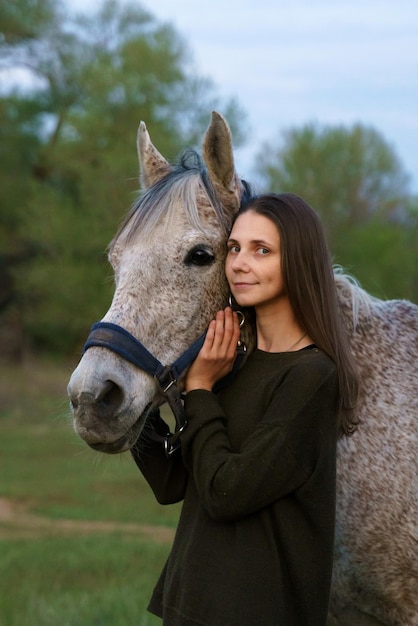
[335, 273, 377, 332]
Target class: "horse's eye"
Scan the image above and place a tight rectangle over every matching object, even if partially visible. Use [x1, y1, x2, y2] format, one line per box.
[185, 247, 215, 266]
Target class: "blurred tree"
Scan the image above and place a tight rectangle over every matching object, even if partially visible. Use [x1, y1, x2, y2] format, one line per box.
[255, 122, 417, 301]
[0, 0, 246, 358]
[0, 0, 56, 44]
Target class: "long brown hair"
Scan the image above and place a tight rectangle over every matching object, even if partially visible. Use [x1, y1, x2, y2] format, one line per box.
[238, 192, 360, 435]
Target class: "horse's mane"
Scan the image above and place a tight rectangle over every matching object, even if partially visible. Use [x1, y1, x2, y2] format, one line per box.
[111, 149, 234, 247]
[333, 266, 392, 330]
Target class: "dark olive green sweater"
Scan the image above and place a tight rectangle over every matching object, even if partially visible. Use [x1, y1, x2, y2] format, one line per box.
[132, 347, 339, 626]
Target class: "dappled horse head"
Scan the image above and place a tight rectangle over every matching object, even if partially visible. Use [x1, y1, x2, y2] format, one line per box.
[67, 112, 253, 454]
[68, 112, 418, 626]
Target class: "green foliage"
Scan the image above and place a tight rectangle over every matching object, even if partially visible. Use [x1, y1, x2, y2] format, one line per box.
[256, 122, 418, 302]
[0, 0, 58, 44]
[335, 218, 418, 299]
[0, 0, 246, 357]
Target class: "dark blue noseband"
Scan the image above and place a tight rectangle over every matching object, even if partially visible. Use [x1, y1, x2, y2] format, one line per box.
[83, 321, 245, 457]
[84, 322, 206, 385]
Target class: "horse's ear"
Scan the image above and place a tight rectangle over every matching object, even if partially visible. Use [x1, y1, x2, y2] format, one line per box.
[202, 111, 242, 212]
[137, 121, 173, 189]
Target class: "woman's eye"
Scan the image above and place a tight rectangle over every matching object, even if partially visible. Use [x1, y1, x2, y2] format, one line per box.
[228, 245, 240, 254]
[257, 247, 270, 255]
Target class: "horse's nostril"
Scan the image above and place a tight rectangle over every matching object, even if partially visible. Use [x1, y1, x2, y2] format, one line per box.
[97, 380, 123, 410]
[96, 380, 115, 402]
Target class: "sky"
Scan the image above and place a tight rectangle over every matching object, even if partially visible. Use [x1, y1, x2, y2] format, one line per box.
[65, 0, 417, 192]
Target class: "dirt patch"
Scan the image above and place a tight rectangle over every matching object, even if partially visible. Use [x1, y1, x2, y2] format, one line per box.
[0, 497, 175, 543]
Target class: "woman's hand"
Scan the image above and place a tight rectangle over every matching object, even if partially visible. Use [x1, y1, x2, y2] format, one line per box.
[185, 307, 241, 392]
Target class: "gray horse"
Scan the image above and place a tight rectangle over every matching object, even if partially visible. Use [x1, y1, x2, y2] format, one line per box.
[68, 112, 418, 625]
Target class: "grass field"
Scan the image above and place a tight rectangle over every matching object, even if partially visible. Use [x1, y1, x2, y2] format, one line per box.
[0, 357, 182, 626]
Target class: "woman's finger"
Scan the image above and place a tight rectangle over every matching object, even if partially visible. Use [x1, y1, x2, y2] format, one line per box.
[202, 308, 240, 359]
[229, 314, 241, 359]
[223, 308, 240, 348]
[200, 318, 215, 353]
[212, 309, 226, 349]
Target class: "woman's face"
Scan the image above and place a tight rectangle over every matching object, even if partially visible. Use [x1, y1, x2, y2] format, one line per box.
[225, 210, 286, 312]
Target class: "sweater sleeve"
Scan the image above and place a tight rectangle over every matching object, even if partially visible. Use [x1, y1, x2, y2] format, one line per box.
[130, 410, 188, 505]
[181, 358, 338, 521]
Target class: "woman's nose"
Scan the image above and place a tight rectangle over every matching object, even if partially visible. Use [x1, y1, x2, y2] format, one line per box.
[231, 251, 249, 271]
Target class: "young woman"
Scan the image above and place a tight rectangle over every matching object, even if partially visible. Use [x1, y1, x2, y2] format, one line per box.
[132, 192, 360, 626]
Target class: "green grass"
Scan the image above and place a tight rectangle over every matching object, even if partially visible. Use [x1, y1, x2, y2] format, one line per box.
[0, 535, 165, 626]
[0, 357, 181, 625]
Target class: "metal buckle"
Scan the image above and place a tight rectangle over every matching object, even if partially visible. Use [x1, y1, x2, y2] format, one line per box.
[163, 420, 188, 457]
[159, 369, 177, 394]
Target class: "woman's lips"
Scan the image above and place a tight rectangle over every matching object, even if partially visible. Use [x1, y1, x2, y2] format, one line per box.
[233, 282, 256, 290]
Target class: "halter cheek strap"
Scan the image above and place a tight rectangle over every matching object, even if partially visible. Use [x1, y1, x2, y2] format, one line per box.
[83, 322, 244, 457]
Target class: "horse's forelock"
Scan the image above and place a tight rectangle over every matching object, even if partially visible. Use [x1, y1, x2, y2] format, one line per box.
[111, 149, 233, 249]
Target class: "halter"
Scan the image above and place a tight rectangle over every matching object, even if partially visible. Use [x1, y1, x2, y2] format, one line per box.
[83, 321, 245, 457]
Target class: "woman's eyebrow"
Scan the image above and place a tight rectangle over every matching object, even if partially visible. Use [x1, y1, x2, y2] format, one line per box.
[227, 237, 273, 246]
